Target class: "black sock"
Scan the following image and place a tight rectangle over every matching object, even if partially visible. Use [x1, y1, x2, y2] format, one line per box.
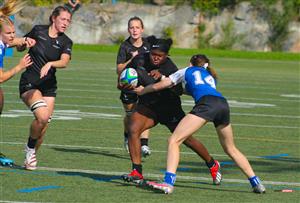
[132, 163, 142, 174]
[124, 132, 129, 139]
[206, 157, 215, 168]
[140, 138, 148, 146]
[27, 137, 38, 149]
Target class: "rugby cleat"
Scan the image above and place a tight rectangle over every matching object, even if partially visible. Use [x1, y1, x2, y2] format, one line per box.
[141, 145, 151, 157]
[253, 183, 266, 194]
[24, 146, 37, 170]
[209, 160, 222, 185]
[147, 181, 174, 194]
[122, 169, 144, 184]
[0, 153, 14, 167]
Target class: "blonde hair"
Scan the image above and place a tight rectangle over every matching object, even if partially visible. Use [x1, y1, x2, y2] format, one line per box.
[0, 0, 27, 29]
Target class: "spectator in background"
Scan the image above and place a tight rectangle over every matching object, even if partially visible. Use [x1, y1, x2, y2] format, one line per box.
[65, 0, 81, 14]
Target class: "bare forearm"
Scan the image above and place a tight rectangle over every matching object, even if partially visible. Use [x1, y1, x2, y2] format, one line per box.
[142, 78, 173, 94]
[49, 60, 69, 69]
[0, 65, 22, 83]
[116, 57, 135, 75]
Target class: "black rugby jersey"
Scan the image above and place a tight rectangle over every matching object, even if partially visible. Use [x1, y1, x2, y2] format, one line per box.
[22, 25, 73, 82]
[116, 37, 150, 68]
[135, 53, 183, 105]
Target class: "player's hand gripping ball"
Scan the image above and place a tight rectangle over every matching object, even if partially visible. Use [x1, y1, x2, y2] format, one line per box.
[119, 68, 138, 87]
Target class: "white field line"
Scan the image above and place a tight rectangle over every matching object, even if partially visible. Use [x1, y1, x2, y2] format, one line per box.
[1, 164, 298, 187]
[3, 103, 300, 119]
[32, 166, 300, 187]
[0, 141, 298, 160]
[0, 201, 46, 203]
[4, 92, 300, 103]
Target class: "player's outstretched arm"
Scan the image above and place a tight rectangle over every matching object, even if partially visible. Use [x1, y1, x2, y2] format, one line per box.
[134, 77, 173, 95]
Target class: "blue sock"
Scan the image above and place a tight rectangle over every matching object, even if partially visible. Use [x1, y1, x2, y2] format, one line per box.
[248, 176, 261, 187]
[164, 171, 176, 186]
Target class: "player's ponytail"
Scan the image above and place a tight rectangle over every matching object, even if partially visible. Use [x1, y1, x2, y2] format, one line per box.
[0, 0, 27, 29]
[190, 54, 218, 79]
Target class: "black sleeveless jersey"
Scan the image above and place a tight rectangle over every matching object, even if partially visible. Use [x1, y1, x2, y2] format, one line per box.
[21, 25, 73, 83]
[116, 37, 150, 68]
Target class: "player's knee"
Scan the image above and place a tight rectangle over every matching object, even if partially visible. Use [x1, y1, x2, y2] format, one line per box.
[30, 100, 49, 125]
[36, 115, 50, 126]
[168, 135, 180, 146]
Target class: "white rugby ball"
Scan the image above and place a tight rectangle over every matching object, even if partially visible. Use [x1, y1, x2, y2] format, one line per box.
[119, 68, 138, 87]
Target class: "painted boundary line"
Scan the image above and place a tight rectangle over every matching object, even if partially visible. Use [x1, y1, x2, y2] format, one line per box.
[1, 141, 299, 160]
[3, 165, 297, 187]
[31, 166, 299, 187]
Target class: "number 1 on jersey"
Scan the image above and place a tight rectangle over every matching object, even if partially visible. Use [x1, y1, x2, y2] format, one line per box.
[192, 71, 216, 89]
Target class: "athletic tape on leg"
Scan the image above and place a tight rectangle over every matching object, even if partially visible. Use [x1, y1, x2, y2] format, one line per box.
[30, 100, 47, 112]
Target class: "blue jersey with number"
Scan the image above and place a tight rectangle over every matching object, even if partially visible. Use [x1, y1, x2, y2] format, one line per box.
[0, 40, 7, 68]
[169, 66, 223, 103]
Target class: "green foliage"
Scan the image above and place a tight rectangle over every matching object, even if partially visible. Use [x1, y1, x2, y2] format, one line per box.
[214, 21, 245, 50]
[250, 0, 300, 51]
[197, 24, 213, 49]
[192, 0, 220, 15]
[112, 35, 125, 45]
[162, 26, 174, 39]
[29, 0, 91, 6]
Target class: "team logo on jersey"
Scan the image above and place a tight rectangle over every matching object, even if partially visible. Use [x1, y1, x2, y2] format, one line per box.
[25, 83, 32, 88]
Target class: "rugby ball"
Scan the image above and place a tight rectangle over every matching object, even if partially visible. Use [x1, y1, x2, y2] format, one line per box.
[119, 68, 138, 87]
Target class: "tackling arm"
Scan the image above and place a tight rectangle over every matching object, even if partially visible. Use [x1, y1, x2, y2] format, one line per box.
[135, 77, 174, 95]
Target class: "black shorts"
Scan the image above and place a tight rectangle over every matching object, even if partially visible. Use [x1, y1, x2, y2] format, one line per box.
[190, 95, 230, 128]
[119, 91, 138, 104]
[136, 97, 185, 132]
[19, 76, 57, 97]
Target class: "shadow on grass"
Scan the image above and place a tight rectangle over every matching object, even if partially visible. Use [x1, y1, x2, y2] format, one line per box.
[174, 157, 300, 175]
[52, 147, 130, 160]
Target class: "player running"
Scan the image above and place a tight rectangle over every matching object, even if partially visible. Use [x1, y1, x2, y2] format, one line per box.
[116, 16, 152, 157]
[134, 54, 266, 194]
[18, 6, 73, 170]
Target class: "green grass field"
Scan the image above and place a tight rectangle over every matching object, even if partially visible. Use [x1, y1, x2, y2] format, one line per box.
[0, 46, 299, 202]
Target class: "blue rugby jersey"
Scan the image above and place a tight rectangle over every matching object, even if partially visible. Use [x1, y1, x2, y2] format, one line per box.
[169, 66, 223, 103]
[0, 40, 7, 68]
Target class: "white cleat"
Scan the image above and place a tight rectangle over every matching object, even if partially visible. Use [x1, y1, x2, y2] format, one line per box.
[24, 146, 37, 170]
[147, 181, 174, 194]
[141, 145, 151, 157]
[253, 183, 266, 194]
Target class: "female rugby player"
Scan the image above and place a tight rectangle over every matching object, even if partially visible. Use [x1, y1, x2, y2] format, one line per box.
[18, 6, 73, 170]
[0, 0, 34, 164]
[0, 0, 34, 114]
[136, 54, 266, 194]
[122, 39, 222, 186]
[116, 16, 151, 156]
